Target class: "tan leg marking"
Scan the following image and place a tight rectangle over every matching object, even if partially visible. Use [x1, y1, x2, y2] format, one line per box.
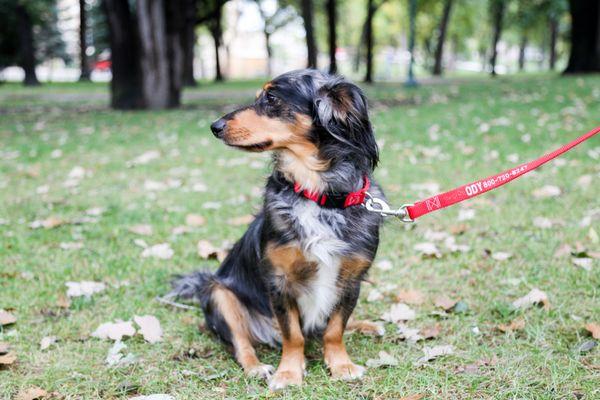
[323, 313, 366, 380]
[212, 286, 274, 379]
[269, 307, 305, 391]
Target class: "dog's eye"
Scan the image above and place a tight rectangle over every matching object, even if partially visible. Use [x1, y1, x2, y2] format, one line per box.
[265, 93, 277, 104]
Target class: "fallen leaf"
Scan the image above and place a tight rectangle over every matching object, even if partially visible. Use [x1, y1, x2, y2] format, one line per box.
[444, 236, 470, 253]
[40, 336, 57, 350]
[491, 251, 512, 261]
[396, 289, 425, 305]
[434, 295, 457, 311]
[127, 150, 160, 167]
[141, 243, 174, 259]
[572, 257, 593, 271]
[65, 281, 106, 298]
[227, 214, 254, 226]
[345, 318, 385, 336]
[129, 395, 174, 400]
[128, 224, 153, 236]
[414, 242, 441, 258]
[0, 352, 16, 366]
[578, 340, 597, 353]
[0, 310, 16, 325]
[457, 209, 475, 221]
[59, 241, 84, 250]
[497, 318, 525, 333]
[375, 259, 393, 271]
[382, 303, 416, 323]
[197, 240, 228, 261]
[532, 185, 561, 198]
[415, 345, 454, 365]
[397, 325, 423, 343]
[449, 224, 468, 235]
[92, 320, 136, 341]
[29, 216, 65, 229]
[398, 395, 424, 400]
[15, 387, 47, 400]
[134, 315, 163, 344]
[171, 225, 192, 235]
[367, 289, 383, 302]
[56, 294, 71, 309]
[554, 244, 572, 258]
[420, 324, 441, 339]
[185, 214, 206, 227]
[533, 217, 553, 229]
[584, 323, 600, 339]
[366, 350, 399, 368]
[106, 340, 137, 367]
[0, 342, 9, 354]
[512, 288, 550, 310]
[85, 207, 105, 216]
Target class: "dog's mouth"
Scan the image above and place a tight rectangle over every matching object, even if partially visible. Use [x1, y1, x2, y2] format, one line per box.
[226, 140, 273, 152]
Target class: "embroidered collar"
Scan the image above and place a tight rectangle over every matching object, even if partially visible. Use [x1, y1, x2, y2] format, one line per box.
[292, 176, 370, 209]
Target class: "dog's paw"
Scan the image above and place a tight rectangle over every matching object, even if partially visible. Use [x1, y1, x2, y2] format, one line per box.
[329, 362, 366, 381]
[245, 363, 274, 380]
[268, 369, 303, 391]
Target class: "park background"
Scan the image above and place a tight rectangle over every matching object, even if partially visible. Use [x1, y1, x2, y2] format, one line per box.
[0, 0, 599, 399]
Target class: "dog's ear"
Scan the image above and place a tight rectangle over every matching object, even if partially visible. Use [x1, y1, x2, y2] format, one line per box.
[314, 78, 379, 170]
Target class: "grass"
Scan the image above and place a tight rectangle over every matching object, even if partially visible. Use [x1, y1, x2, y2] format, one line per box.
[1, 74, 599, 399]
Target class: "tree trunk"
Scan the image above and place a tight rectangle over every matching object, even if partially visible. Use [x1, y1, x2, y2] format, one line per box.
[182, 0, 197, 86]
[15, 4, 39, 86]
[264, 30, 273, 77]
[518, 34, 527, 71]
[79, 0, 91, 81]
[209, 4, 224, 81]
[103, 0, 144, 109]
[165, 0, 184, 106]
[364, 0, 375, 83]
[564, 0, 599, 73]
[548, 16, 558, 70]
[489, 0, 505, 76]
[432, 0, 453, 76]
[327, 0, 337, 74]
[300, 0, 317, 68]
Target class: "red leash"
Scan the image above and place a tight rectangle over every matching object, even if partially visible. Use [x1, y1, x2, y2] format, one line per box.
[366, 126, 600, 222]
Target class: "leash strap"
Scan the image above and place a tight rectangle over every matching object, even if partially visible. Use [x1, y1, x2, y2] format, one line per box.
[376, 126, 599, 221]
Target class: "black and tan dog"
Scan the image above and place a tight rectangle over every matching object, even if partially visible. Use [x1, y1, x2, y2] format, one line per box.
[171, 69, 385, 391]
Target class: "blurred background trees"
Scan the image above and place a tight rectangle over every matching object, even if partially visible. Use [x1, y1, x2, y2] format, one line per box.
[0, 0, 598, 109]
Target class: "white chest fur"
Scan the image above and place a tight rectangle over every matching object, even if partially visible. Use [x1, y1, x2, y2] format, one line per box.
[293, 201, 347, 332]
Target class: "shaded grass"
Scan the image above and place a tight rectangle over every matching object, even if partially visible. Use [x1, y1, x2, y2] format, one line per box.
[0, 74, 599, 399]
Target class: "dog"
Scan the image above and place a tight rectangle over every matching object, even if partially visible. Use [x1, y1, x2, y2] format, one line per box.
[171, 69, 385, 391]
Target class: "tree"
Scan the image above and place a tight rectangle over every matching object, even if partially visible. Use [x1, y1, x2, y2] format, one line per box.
[326, 0, 337, 74]
[488, 0, 507, 76]
[564, 0, 599, 73]
[197, 0, 228, 81]
[254, 1, 296, 77]
[182, 0, 197, 86]
[300, 0, 317, 68]
[79, 0, 91, 81]
[432, 0, 454, 75]
[364, 0, 386, 83]
[16, 3, 39, 85]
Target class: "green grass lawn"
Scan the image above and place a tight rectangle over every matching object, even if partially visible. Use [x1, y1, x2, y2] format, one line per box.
[1, 75, 599, 399]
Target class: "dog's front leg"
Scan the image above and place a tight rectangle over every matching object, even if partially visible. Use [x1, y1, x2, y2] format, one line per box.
[269, 298, 305, 391]
[323, 311, 366, 380]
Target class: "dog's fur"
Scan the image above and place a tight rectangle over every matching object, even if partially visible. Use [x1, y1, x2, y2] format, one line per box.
[171, 69, 385, 390]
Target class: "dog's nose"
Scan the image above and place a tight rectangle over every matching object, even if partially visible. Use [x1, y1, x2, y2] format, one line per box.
[210, 118, 227, 138]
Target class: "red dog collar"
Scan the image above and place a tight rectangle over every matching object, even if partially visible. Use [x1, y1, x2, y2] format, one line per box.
[293, 176, 370, 209]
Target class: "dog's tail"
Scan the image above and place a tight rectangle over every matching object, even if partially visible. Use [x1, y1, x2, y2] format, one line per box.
[169, 270, 216, 310]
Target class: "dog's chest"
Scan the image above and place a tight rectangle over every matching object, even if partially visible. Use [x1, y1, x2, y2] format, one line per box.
[292, 202, 347, 332]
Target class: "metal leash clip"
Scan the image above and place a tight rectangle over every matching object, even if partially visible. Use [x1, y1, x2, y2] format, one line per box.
[363, 192, 414, 223]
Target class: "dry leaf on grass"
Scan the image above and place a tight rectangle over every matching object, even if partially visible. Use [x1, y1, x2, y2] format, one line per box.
[375, 259, 393, 271]
[65, 281, 106, 298]
[185, 214, 206, 227]
[227, 214, 254, 226]
[512, 288, 550, 310]
[398, 395, 424, 400]
[572, 257, 593, 271]
[533, 217, 553, 229]
[415, 345, 454, 366]
[367, 289, 383, 302]
[584, 323, 600, 339]
[40, 336, 57, 351]
[434, 295, 457, 311]
[129, 395, 174, 400]
[106, 341, 137, 367]
[15, 387, 47, 400]
[56, 294, 71, 309]
[396, 289, 425, 305]
[0, 342, 9, 354]
[134, 315, 163, 344]
[0, 352, 17, 366]
[532, 185, 561, 198]
[420, 324, 442, 339]
[141, 243, 174, 260]
[491, 252, 512, 261]
[345, 318, 385, 337]
[497, 318, 525, 333]
[197, 240, 228, 262]
[59, 241, 84, 250]
[397, 325, 423, 343]
[366, 350, 399, 368]
[382, 303, 416, 323]
[128, 224, 153, 236]
[414, 242, 441, 258]
[127, 150, 160, 167]
[29, 216, 65, 229]
[92, 320, 136, 341]
[0, 310, 16, 325]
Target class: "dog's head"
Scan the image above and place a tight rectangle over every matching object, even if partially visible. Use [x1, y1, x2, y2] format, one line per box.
[210, 70, 378, 188]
